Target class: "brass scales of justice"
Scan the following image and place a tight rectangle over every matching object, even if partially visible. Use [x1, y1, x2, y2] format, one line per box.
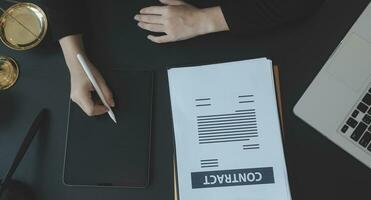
[0, 0, 48, 90]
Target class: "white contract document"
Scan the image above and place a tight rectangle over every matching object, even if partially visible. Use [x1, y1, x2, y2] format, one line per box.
[168, 58, 291, 200]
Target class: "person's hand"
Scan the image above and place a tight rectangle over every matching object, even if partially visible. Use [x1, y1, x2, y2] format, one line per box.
[135, 0, 229, 43]
[68, 59, 115, 116]
[59, 35, 115, 117]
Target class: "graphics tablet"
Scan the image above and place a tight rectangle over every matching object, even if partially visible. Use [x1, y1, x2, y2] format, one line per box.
[63, 69, 153, 188]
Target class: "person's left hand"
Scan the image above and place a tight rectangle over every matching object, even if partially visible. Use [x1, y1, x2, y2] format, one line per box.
[135, 0, 228, 43]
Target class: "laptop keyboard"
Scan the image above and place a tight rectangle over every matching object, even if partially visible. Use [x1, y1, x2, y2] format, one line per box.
[340, 87, 371, 153]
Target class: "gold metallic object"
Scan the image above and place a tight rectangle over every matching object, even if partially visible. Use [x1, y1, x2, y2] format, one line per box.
[0, 2, 48, 50]
[0, 56, 19, 90]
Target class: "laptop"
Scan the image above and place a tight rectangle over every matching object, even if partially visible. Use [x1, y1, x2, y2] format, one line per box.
[294, 3, 371, 169]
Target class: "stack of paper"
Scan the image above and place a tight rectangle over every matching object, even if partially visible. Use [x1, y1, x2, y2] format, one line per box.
[168, 58, 291, 200]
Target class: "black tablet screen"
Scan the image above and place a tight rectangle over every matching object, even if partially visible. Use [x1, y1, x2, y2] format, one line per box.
[64, 70, 153, 187]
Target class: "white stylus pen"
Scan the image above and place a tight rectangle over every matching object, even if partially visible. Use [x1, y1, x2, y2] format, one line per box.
[76, 54, 117, 123]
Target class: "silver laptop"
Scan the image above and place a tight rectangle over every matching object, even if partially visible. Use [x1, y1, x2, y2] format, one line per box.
[294, 3, 371, 169]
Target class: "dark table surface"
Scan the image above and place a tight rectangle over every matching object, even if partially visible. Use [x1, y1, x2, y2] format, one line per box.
[1, 0, 371, 200]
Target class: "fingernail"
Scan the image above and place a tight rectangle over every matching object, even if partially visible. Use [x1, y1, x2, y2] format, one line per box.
[134, 15, 138, 20]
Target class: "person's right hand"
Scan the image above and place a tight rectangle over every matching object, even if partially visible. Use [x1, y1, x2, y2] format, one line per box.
[68, 59, 115, 116]
[59, 35, 115, 117]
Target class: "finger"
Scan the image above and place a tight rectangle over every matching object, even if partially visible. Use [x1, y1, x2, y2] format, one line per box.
[134, 14, 164, 24]
[80, 100, 108, 117]
[92, 103, 109, 116]
[159, 0, 186, 5]
[94, 77, 115, 108]
[72, 89, 93, 111]
[140, 6, 167, 15]
[147, 34, 173, 43]
[138, 22, 165, 33]
[77, 91, 108, 116]
[90, 69, 115, 107]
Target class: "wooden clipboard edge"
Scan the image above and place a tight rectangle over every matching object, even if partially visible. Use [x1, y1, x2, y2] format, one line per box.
[273, 65, 285, 135]
[173, 158, 178, 200]
[173, 65, 285, 200]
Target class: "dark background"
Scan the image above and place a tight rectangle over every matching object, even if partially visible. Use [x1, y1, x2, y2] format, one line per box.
[1, 0, 371, 199]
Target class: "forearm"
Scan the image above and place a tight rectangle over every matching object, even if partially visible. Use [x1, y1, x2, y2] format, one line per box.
[59, 35, 87, 73]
